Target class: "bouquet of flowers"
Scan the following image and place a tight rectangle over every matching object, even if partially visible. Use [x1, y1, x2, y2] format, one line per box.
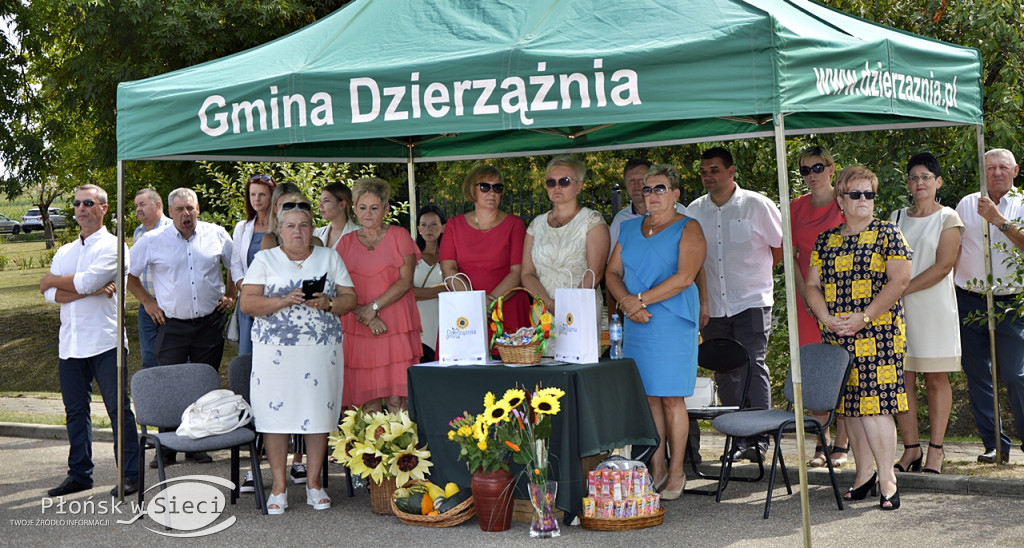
[448, 385, 565, 480]
[329, 407, 432, 486]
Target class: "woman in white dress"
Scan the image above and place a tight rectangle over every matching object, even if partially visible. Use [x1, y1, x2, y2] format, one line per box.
[241, 197, 357, 514]
[315, 182, 360, 249]
[890, 152, 963, 474]
[521, 155, 610, 356]
[413, 205, 446, 362]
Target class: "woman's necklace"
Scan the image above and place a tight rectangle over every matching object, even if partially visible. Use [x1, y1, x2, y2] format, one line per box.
[359, 227, 386, 251]
[549, 206, 581, 228]
[287, 248, 312, 269]
[473, 213, 499, 232]
[646, 216, 665, 236]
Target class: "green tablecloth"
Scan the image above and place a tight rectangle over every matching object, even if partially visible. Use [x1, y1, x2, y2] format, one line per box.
[407, 359, 660, 520]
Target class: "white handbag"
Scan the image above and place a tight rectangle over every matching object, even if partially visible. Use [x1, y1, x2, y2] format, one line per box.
[688, 377, 718, 409]
[176, 389, 253, 439]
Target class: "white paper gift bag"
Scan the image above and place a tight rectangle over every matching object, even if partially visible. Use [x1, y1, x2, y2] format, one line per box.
[553, 270, 600, 364]
[437, 274, 489, 365]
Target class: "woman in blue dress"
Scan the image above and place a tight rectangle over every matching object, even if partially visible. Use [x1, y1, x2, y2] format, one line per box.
[606, 164, 705, 501]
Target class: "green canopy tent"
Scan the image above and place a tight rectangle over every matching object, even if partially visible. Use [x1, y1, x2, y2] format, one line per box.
[114, 0, 990, 538]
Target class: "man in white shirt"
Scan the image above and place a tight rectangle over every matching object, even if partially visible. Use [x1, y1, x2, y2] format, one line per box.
[954, 148, 1024, 463]
[132, 188, 172, 369]
[128, 187, 235, 466]
[688, 147, 783, 462]
[40, 184, 141, 497]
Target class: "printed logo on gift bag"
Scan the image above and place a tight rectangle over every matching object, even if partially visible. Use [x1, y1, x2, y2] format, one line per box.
[565, 313, 574, 326]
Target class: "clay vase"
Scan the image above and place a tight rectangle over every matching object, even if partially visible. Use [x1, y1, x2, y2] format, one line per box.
[471, 468, 515, 532]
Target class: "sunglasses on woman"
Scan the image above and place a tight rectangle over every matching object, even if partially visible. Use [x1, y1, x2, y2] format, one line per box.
[248, 174, 274, 183]
[476, 182, 504, 194]
[545, 177, 574, 188]
[281, 202, 312, 211]
[641, 184, 671, 196]
[844, 191, 876, 200]
[799, 163, 827, 176]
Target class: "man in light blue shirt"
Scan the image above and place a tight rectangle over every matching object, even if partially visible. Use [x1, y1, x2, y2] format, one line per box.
[132, 188, 172, 369]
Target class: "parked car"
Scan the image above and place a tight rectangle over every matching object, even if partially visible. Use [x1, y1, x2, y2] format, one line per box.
[0, 213, 21, 235]
[20, 208, 67, 233]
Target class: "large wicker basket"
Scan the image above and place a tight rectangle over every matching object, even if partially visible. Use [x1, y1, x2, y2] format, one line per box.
[488, 286, 547, 365]
[580, 507, 665, 530]
[390, 494, 477, 527]
[369, 477, 398, 515]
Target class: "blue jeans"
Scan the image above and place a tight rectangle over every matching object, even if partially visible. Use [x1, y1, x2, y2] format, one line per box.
[137, 304, 159, 369]
[957, 288, 1024, 453]
[59, 348, 140, 484]
[237, 308, 254, 357]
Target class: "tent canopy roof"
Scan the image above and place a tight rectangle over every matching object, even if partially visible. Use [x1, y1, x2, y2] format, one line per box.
[116, 0, 982, 163]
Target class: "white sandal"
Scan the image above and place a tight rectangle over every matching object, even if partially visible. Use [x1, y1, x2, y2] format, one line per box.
[306, 486, 331, 510]
[267, 491, 288, 515]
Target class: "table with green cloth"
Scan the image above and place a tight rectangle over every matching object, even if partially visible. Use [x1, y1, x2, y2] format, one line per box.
[407, 359, 660, 521]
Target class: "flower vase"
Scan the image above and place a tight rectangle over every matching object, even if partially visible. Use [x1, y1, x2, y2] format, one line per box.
[528, 480, 560, 538]
[471, 468, 515, 532]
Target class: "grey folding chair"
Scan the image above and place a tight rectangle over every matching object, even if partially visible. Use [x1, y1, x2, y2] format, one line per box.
[132, 362, 267, 514]
[685, 337, 759, 495]
[711, 343, 853, 518]
[227, 354, 339, 495]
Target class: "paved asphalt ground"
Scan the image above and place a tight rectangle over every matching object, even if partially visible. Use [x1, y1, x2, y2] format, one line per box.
[2, 397, 1023, 546]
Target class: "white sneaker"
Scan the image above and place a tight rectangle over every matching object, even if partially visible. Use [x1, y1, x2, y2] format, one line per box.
[306, 486, 331, 510]
[240, 470, 255, 493]
[290, 463, 307, 484]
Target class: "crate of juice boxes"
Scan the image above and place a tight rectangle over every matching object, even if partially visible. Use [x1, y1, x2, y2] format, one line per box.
[580, 460, 664, 530]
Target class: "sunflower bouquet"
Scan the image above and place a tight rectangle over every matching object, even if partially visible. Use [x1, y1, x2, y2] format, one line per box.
[448, 385, 566, 484]
[329, 407, 433, 486]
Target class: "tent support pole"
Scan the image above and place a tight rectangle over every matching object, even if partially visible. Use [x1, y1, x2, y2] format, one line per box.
[115, 160, 125, 500]
[773, 115, 811, 545]
[407, 147, 417, 234]
[975, 125, 1003, 464]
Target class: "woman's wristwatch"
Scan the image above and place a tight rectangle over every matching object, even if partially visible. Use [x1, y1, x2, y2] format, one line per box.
[862, 312, 872, 325]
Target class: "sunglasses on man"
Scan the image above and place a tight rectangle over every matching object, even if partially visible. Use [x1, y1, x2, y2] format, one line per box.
[476, 182, 504, 194]
[73, 200, 98, 208]
[281, 202, 312, 211]
[799, 163, 827, 176]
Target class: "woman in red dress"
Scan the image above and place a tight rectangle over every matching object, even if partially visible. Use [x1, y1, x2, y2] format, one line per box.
[337, 177, 422, 411]
[440, 165, 530, 346]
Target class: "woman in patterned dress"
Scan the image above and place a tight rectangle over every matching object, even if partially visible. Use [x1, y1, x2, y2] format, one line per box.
[521, 155, 610, 356]
[805, 165, 912, 510]
[241, 197, 357, 514]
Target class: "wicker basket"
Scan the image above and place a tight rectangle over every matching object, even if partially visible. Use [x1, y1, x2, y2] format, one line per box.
[488, 286, 547, 364]
[369, 477, 398, 515]
[580, 507, 665, 531]
[390, 495, 477, 527]
[496, 340, 542, 364]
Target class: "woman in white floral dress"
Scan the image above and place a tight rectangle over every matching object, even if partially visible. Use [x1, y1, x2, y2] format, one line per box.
[241, 198, 357, 514]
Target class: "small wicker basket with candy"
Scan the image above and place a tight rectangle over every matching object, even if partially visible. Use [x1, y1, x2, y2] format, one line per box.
[487, 287, 553, 364]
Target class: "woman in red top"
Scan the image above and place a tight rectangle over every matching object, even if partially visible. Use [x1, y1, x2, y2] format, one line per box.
[440, 165, 530, 346]
[790, 145, 846, 469]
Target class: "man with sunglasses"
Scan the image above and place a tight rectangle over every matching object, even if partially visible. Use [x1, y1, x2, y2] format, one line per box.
[39, 184, 141, 497]
[688, 147, 783, 463]
[128, 187, 235, 467]
[954, 148, 1024, 464]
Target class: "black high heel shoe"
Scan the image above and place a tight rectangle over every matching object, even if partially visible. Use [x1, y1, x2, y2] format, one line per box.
[843, 472, 878, 501]
[893, 443, 922, 472]
[880, 488, 901, 510]
[923, 442, 944, 474]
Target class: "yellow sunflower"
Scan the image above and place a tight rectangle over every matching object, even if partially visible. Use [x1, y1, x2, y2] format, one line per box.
[388, 442, 433, 486]
[483, 391, 496, 409]
[483, 399, 513, 425]
[339, 408, 361, 437]
[501, 388, 526, 408]
[348, 440, 388, 485]
[535, 386, 566, 401]
[531, 392, 562, 416]
[473, 416, 489, 441]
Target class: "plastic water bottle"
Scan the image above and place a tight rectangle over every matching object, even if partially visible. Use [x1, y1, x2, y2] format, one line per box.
[609, 313, 623, 359]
